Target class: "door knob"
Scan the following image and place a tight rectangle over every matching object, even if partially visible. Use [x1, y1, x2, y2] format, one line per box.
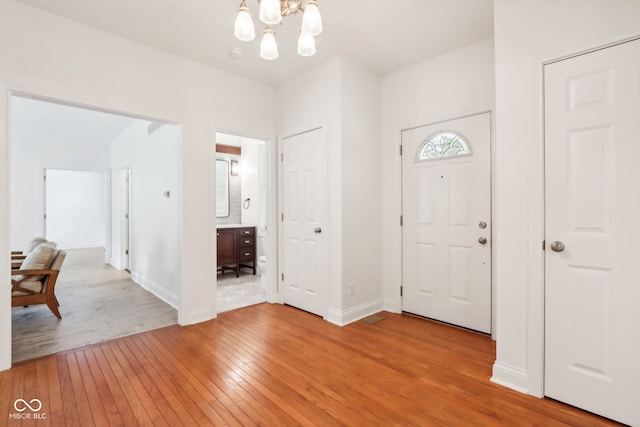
[314, 227, 322, 234]
[479, 221, 487, 229]
[478, 236, 487, 244]
[550, 241, 565, 252]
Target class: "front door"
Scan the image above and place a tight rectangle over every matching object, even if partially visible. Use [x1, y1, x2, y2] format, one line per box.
[402, 112, 491, 333]
[281, 128, 327, 317]
[544, 39, 640, 426]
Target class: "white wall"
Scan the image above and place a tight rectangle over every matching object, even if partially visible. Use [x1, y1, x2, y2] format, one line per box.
[45, 169, 106, 249]
[277, 57, 383, 325]
[10, 124, 110, 249]
[0, 0, 276, 371]
[492, 0, 640, 396]
[380, 37, 496, 314]
[110, 120, 180, 306]
[340, 59, 383, 319]
[240, 137, 262, 227]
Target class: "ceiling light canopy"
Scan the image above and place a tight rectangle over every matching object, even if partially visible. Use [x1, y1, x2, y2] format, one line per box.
[234, 0, 323, 60]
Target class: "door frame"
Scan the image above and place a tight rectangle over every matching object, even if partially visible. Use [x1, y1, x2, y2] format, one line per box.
[523, 34, 640, 398]
[120, 166, 131, 270]
[212, 129, 278, 305]
[2, 89, 186, 371]
[400, 110, 495, 336]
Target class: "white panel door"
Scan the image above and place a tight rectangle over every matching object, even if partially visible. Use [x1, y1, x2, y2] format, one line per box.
[544, 40, 640, 426]
[402, 113, 491, 333]
[282, 128, 327, 317]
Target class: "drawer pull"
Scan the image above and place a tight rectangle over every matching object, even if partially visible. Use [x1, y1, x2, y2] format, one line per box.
[245, 252, 251, 256]
[244, 240, 250, 244]
[244, 231, 250, 235]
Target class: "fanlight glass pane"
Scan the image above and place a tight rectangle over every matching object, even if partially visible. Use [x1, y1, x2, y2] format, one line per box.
[417, 132, 470, 160]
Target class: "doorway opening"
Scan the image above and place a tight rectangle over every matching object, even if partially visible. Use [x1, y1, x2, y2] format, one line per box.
[215, 131, 270, 313]
[10, 94, 180, 363]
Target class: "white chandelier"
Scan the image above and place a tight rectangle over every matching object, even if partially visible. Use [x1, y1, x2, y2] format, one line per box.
[234, 0, 323, 60]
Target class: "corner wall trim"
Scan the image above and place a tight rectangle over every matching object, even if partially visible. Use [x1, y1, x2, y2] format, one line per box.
[178, 307, 216, 326]
[490, 361, 531, 395]
[325, 299, 384, 326]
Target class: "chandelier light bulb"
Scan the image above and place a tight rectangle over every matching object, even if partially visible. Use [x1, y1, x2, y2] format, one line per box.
[297, 31, 316, 56]
[260, 26, 279, 60]
[259, 0, 282, 25]
[234, 1, 255, 41]
[301, 0, 323, 36]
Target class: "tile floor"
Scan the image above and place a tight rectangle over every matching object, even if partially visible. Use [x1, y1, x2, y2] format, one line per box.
[216, 270, 266, 313]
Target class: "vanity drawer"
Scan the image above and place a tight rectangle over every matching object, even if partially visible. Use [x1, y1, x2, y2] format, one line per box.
[238, 227, 255, 237]
[239, 236, 255, 247]
[239, 249, 255, 261]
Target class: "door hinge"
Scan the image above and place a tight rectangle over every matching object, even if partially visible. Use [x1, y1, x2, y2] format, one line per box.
[125, 213, 129, 219]
[126, 249, 129, 255]
[400, 286, 403, 297]
[281, 153, 283, 161]
[542, 240, 545, 250]
[281, 273, 284, 281]
[400, 215, 403, 226]
[281, 213, 284, 221]
[399, 145, 403, 156]
[43, 214, 47, 220]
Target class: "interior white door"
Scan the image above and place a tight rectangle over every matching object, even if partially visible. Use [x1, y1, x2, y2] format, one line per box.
[281, 128, 327, 317]
[402, 113, 491, 333]
[544, 40, 640, 426]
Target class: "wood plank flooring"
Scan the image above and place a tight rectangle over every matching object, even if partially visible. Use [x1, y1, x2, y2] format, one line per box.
[12, 248, 178, 363]
[1, 303, 622, 426]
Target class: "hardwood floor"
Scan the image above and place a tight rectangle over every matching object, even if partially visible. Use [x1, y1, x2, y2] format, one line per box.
[1, 303, 622, 426]
[12, 248, 178, 363]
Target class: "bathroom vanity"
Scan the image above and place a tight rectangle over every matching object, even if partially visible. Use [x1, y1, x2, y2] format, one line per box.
[216, 225, 256, 277]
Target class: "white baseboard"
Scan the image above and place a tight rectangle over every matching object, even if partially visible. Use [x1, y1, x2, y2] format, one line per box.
[383, 297, 402, 313]
[179, 307, 216, 326]
[325, 299, 384, 326]
[491, 361, 530, 394]
[130, 271, 178, 309]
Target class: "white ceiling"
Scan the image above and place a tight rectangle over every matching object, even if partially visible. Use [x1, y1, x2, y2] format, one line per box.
[15, 0, 494, 86]
[12, 95, 139, 146]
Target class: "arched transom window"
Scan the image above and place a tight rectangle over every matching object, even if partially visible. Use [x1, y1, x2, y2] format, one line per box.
[416, 131, 471, 160]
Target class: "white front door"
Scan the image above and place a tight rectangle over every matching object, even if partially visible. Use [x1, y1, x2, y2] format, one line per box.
[544, 40, 640, 426]
[281, 128, 327, 317]
[402, 113, 491, 333]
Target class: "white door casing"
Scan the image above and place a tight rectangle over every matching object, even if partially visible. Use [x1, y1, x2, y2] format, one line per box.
[122, 168, 131, 270]
[281, 128, 328, 317]
[544, 40, 640, 426]
[402, 112, 491, 333]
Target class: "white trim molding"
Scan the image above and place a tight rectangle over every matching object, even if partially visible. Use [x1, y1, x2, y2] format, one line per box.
[491, 362, 531, 395]
[325, 299, 384, 327]
[0, 86, 10, 372]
